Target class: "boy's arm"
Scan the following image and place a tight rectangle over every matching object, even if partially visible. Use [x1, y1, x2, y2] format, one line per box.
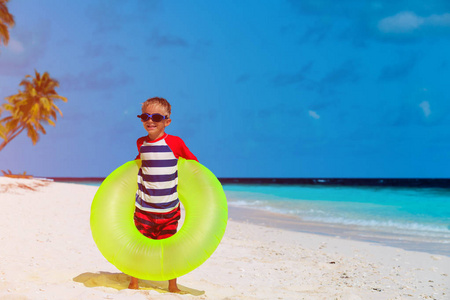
[135, 136, 147, 160]
[166, 135, 198, 162]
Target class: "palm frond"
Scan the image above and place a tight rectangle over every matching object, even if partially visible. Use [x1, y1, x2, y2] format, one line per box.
[0, 70, 67, 151]
[0, 1, 15, 26]
[0, 23, 9, 45]
[0, 123, 6, 139]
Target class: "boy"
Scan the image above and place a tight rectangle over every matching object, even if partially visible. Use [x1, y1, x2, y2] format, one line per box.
[129, 97, 198, 292]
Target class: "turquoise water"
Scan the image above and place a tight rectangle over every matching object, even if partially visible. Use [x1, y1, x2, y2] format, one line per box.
[223, 184, 450, 252]
[79, 180, 450, 254]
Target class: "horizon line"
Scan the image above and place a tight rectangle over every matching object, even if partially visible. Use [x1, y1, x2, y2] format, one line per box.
[48, 177, 450, 188]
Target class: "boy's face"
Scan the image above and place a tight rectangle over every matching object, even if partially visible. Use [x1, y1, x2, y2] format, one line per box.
[142, 104, 171, 141]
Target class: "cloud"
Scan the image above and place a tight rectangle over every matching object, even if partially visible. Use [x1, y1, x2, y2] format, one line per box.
[287, 0, 450, 43]
[86, 0, 163, 35]
[287, 0, 364, 18]
[288, 0, 450, 19]
[0, 23, 50, 75]
[378, 11, 425, 33]
[7, 39, 25, 54]
[320, 60, 359, 85]
[308, 110, 320, 119]
[428, 13, 450, 26]
[304, 60, 361, 95]
[190, 39, 213, 60]
[378, 57, 417, 81]
[298, 24, 331, 45]
[272, 62, 313, 86]
[82, 42, 127, 59]
[271, 61, 359, 96]
[147, 30, 189, 48]
[378, 11, 450, 35]
[273, 72, 306, 86]
[58, 63, 133, 91]
[419, 101, 431, 117]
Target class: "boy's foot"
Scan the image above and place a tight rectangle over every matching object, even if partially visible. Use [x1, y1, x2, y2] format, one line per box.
[168, 286, 182, 293]
[168, 278, 181, 293]
[128, 277, 139, 289]
[128, 282, 139, 289]
[168, 279, 181, 293]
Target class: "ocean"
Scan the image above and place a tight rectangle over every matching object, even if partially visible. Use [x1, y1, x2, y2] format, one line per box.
[74, 179, 450, 256]
[223, 184, 450, 256]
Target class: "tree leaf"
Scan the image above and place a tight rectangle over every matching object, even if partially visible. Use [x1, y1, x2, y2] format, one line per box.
[0, 70, 67, 151]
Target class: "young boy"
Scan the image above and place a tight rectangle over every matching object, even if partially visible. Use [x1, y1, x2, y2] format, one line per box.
[129, 97, 198, 292]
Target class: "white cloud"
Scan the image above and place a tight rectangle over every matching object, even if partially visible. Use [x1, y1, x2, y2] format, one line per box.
[378, 11, 424, 33]
[0, 23, 49, 75]
[308, 110, 320, 119]
[419, 101, 431, 117]
[427, 13, 450, 27]
[378, 11, 450, 34]
[7, 39, 25, 54]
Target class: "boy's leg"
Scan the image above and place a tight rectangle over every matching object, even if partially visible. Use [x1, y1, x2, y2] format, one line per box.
[168, 278, 181, 293]
[128, 276, 139, 289]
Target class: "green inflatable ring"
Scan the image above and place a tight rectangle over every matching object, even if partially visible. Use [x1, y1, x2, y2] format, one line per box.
[90, 158, 228, 281]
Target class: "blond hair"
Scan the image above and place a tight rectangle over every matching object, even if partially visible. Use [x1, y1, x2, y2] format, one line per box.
[142, 97, 171, 116]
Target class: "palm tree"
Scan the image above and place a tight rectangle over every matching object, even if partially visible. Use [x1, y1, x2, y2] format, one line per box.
[0, 0, 15, 47]
[0, 70, 68, 151]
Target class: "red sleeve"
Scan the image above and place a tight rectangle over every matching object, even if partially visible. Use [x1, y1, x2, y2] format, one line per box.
[165, 135, 198, 162]
[135, 136, 147, 160]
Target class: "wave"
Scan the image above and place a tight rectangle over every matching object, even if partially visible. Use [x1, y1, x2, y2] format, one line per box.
[301, 215, 450, 235]
[227, 198, 450, 240]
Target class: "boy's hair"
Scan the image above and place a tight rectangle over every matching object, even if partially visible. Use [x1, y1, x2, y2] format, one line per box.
[142, 97, 171, 116]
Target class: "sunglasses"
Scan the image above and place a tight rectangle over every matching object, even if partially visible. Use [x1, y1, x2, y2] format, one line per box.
[137, 113, 169, 122]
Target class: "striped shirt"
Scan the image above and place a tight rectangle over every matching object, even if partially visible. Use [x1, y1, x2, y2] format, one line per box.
[135, 134, 198, 213]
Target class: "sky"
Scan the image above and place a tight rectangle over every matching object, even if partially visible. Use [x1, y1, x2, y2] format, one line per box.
[0, 0, 449, 178]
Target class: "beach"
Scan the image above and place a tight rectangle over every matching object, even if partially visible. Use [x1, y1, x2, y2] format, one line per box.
[0, 178, 449, 300]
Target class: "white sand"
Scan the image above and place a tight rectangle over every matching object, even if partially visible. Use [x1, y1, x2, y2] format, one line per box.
[0, 177, 448, 300]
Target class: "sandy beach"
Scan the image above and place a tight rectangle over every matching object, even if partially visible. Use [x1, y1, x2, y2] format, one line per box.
[0, 178, 448, 300]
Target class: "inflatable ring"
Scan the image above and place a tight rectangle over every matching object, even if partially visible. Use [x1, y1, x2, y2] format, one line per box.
[90, 158, 228, 281]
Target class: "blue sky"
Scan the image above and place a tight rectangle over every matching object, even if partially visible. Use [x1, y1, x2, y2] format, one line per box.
[0, 0, 449, 178]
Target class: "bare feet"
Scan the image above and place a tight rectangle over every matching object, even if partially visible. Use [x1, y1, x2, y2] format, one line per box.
[168, 278, 181, 293]
[128, 276, 139, 289]
[129, 276, 182, 293]
[168, 286, 181, 293]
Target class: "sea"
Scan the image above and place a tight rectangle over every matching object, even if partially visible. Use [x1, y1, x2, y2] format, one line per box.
[223, 183, 450, 256]
[68, 178, 450, 256]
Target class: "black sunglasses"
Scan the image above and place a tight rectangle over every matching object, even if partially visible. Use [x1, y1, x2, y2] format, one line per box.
[137, 113, 168, 122]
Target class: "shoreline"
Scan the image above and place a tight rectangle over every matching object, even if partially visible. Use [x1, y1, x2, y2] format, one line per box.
[50, 177, 450, 188]
[22, 178, 450, 256]
[228, 205, 450, 257]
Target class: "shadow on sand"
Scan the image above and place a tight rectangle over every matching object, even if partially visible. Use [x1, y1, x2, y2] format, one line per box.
[73, 272, 205, 296]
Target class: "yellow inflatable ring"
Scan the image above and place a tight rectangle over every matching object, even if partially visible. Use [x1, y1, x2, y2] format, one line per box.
[90, 158, 228, 281]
